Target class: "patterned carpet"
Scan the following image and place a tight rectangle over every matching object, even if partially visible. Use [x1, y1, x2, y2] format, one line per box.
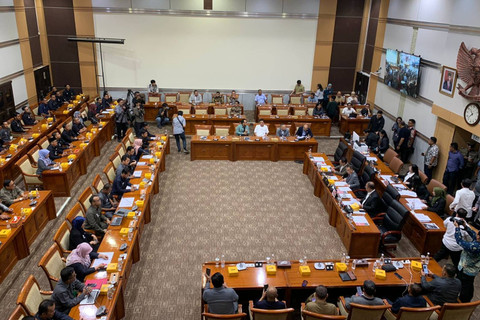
[1, 123, 479, 320]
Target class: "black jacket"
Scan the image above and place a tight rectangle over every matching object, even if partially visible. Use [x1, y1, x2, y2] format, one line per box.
[362, 191, 381, 217]
[11, 119, 25, 132]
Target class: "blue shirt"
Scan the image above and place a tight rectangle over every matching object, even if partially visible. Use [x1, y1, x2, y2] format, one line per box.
[255, 94, 267, 105]
[38, 103, 49, 116]
[446, 151, 464, 172]
[391, 295, 426, 314]
[307, 97, 318, 103]
[455, 226, 480, 276]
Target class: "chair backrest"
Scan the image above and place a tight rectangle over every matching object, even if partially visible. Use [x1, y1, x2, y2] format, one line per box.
[27, 145, 40, 166]
[115, 143, 126, 158]
[37, 136, 49, 150]
[38, 243, 65, 290]
[385, 184, 400, 201]
[383, 148, 398, 164]
[165, 93, 178, 103]
[53, 221, 71, 256]
[276, 106, 290, 116]
[178, 106, 192, 115]
[302, 309, 346, 320]
[195, 106, 209, 115]
[334, 141, 349, 163]
[271, 94, 283, 105]
[92, 174, 105, 193]
[290, 94, 302, 104]
[396, 306, 440, 320]
[178, 91, 190, 103]
[250, 306, 294, 320]
[195, 124, 212, 136]
[362, 165, 376, 186]
[122, 135, 132, 149]
[103, 162, 116, 184]
[351, 151, 366, 173]
[438, 300, 480, 320]
[427, 179, 447, 195]
[214, 125, 230, 136]
[126, 128, 135, 144]
[16, 275, 51, 316]
[258, 106, 272, 116]
[109, 152, 121, 170]
[65, 202, 85, 225]
[347, 303, 390, 320]
[16, 155, 42, 187]
[445, 194, 454, 216]
[7, 305, 28, 320]
[384, 200, 409, 237]
[214, 107, 227, 115]
[294, 106, 307, 115]
[78, 187, 94, 212]
[418, 170, 428, 184]
[388, 156, 404, 174]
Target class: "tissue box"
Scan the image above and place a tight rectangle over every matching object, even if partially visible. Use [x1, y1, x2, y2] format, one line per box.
[135, 200, 144, 208]
[0, 229, 12, 237]
[73, 100, 79, 104]
[68, 104, 74, 108]
[411, 261, 422, 272]
[228, 266, 239, 276]
[351, 203, 360, 211]
[47, 117, 54, 123]
[100, 121, 106, 127]
[375, 269, 386, 280]
[106, 263, 118, 272]
[60, 162, 69, 170]
[30, 190, 37, 197]
[41, 124, 48, 131]
[327, 179, 335, 185]
[266, 265, 277, 275]
[335, 263, 347, 272]
[321, 167, 329, 172]
[86, 132, 92, 139]
[271, 138, 279, 142]
[161, 136, 167, 141]
[79, 143, 87, 149]
[75, 95, 81, 100]
[9, 144, 18, 151]
[32, 133, 40, 138]
[0, 158, 5, 165]
[21, 208, 32, 215]
[120, 228, 129, 235]
[100, 284, 109, 295]
[139, 181, 146, 189]
[127, 212, 136, 219]
[155, 152, 162, 158]
[67, 154, 76, 161]
[299, 265, 311, 276]
[62, 110, 69, 114]
[145, 173, 152, 180]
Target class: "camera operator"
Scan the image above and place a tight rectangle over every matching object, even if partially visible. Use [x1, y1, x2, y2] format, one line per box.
[132, 101, 145, 136]
[115, 98, 128, 142]
[454, 217, 480, 302]
[434, 209, 468, 269]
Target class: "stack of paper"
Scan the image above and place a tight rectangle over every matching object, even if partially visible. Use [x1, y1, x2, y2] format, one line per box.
[406, 198, 427, 210]
[118, 197, 135, 208]
[91, 252, 114, 268]
[399, 190, 417, 197]
[353, 216, 369, 226]
[381, 175, 395, 183]
[335, 181, 348, 187]
[392, 183, 407, 190]
[414, 213, 431, 223]
[338, 186, 352, 192]
[133, 171, 142, 178]
[366, 156, 377, 162]
[313, 157, 325, 162]
[328, 176, 339, 181]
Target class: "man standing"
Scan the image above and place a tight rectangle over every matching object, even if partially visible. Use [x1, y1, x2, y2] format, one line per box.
[254, 285, 286, 309]
[291, 80, 305, 94]
[52, 267, 91, 314]
[173, 111, 188, 153]
[203, 272, 239, 314]
[84, 195, 110, 236]
[454, 219, 480, 302]
[449, 179, 475, 220]
[443, 142, 464, 195]
[422, 137, 439, 182]
[407, 119, 417, 160]
[133, 101, 145, 136]
[115, 99, 128, 142]
[254, 89, 267, 106]
[434, 208, 468, 269]
[366, 111, 385, 134]
[420, 263, 461, 306]
[461, 142, 479, 180]
[304, 285, 338, 315]
[396, 121, 411, 163]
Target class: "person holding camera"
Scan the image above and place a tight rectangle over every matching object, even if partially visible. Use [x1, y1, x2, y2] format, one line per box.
[454, 218, 480, 302]
[115, 98, 128, 142]
[434, 208, 468, 269]
[133, 101, 145, 136]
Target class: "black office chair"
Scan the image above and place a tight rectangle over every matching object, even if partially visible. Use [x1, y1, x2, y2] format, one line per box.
[351, 150, 366, 174]
[329, 140, 348, 164]
[385, 184, 400, 200]
[373, 200, 409, 257]
[354, 165, 377, 199]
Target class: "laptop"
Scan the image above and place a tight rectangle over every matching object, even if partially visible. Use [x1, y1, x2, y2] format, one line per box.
[111, 216, 123, 226]
[115, 208, 130, 217]
[79, 289, 100, 305]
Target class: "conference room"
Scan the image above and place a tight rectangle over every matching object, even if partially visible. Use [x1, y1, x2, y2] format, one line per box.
[1, 0, 480, 319]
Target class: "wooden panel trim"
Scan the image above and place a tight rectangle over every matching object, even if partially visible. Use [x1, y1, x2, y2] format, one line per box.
[432, 103, 480, 136]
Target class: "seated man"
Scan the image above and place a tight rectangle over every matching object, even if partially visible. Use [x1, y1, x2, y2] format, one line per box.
[47, 137, 63, 160]
[360, 182, 381, 217]
[116, 154, 132, 176]
[386, 284, 426, 316]
[53, 131, 70, 150]
[334, 157, 348, 176]
[254, 120, 269, 137]
[55, 91, 66, 104]
[52, 267, 92, 315]
[421, 263, 461, 306]
[304, 285, 338, 315]
[155, 103, 170, 129]
[63, 84, 75, 101]
[72, 117, 86, 136]
[140, 129, 154, 149]
[125, 146, 138, 165]
[254, 285, 286, 309]
[47, 94, 59, 111]
[22, 106, 37, 125]
[255, 89, 267, 106]
[296, 124, 313, 139]
[61, 122, 78, 143]
[340, 280, 384, 315]
[228, 90, 239, 105]
[345, 164, 360, 190]
[235, 119, 250, 136]
[98, 183, 117, 218]
[212, 91, 224, 104]
[38, 97, 50, 117]
[189, 90, 202, 105]
[112, 169, 134, 199]
[360, 103, 371, 117]
[0, 121, 12, 142]
[84, 195, 110, 236]
[341, 103, 357, 117]
[203, 272, 239, 314]
[276, 124, 290, 138]
[11, 112, 25, 133]
[35, 299, 73, 320]
[0, 179, 26, 206]
[306, 92, 318, 103]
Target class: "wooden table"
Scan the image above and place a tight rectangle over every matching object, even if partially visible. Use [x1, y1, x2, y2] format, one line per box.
[191, 136, 318, 162]
[144, 102, 245, 122]
[0, 191, 55, 283]
[339, 115, 370, 134]
[183, 114, 246, 135]
[303, 153, 380, 258]
[263, 115, 331, 136]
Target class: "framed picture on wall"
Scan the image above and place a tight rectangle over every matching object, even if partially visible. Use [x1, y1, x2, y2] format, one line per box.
[439, 65, 457, 97]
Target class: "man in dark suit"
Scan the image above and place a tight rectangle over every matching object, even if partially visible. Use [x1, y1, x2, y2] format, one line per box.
[345, 165, 361, 190]
[295, 124, 313, 139]
[47, 94, 59, 111]
[10, 113, 25, 133]
[365, 111, 385, 134]
[360, 182, 381, 217]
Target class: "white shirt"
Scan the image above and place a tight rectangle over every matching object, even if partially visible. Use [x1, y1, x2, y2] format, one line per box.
[189, 93, 202, 105]
[254, 124, 269, 137]
[342, 107, 355, 116]
[315, 89, 324, 100]
[404, 172, 415, 182]
[450, 187, 476, 218]
[442, 218, 469, 251]
[362, 190, 374, 205]
[346, 96, 355, 104]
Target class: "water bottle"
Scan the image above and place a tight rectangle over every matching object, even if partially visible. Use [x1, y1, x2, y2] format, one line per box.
[308, 147, 312, 158]
[271, 254, 275, 265]
[341, 253, 346, 264]
[352, 259, 356, 270]
[118, 257, 124, 271]
[35, 187, 39, 199]
[303, 256, 308, 266]
[379, 253, 385, 266]
[215, 257, 220, 267]
[128, 229, 133, 241]
[372, 260, 378, 273]
[221, 255, 225, 268]
[107, 285, 115, 300]
[425, 252, 430, 265]
[266, 256, 271, 265]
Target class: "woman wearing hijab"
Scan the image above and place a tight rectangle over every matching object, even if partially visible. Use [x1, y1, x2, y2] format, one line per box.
[36, 149, 55, 178]
[134, 138, 149, 161]
[69, 216, 100, 251]
[66, 243, 108, 282]
[426, 187, 447, 217]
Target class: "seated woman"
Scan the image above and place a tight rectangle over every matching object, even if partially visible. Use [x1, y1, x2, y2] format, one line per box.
[425, 187, 446, 217]
[411, 176, 430, 201]
[377, 130, 390, 154]
[312, 103, 325, 117]
[134, 138, 150, 161]
[69, 216, 100, 251]
[66, 243, 108, 282]
[36, 149, 55, 178]
[399, 164, 419, 189]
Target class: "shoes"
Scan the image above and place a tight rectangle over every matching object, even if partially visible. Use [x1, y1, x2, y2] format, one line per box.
[184, 150, 189, 154]
[177, 149, 181, 153]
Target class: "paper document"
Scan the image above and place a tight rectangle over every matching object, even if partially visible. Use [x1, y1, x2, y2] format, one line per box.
[328, 176, 339, 180]
[342, 200, 360, 206]
[381, 175, 395, 183]
[338, 187, 352, 192]
[352, 216, 369, 226]
[392, 183, 407, 190]
[335, 182, 348, 187]
[366, 157, 377, 162]
[406, 198, 427, 210]
[414, 213, 431, 223]
[141, 155, 153, 159]
[118, 197, 135, 208]
[313, 157, 325, 162]
[399, 190, 417, 197]
[136, 162, 146, 166]
[91, 252, 114, 268]
[133, 171, 142, 178]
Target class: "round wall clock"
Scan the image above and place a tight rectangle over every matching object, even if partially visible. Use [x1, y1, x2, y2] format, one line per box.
[464, 103, 480, 126]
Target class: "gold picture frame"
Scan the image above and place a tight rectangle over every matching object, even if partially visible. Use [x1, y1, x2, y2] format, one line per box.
[439, 65, 457, 98]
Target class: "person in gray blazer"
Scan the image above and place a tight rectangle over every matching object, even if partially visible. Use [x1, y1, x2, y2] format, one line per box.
[345, 164, 360, 190]
[203, 272, 238, 314]
[334, 157, 348, 177]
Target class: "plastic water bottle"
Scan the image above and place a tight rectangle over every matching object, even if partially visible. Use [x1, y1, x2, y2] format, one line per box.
[118, 257, 124, 271]
[372, 260, 378, 273]
[266, 256, 271, 265]
[379, 253, 385, 266]
[128, 229, 133, 241]
[221, 255, 225, 268]
[107, 285, 115, 300]
[425, 252, 430, 265]
[341, 253, 346, 264]
[271, 254, 275, 265]
[215, 257, 220, 267]
[35, 187, 39, 199]
[303, 256, 308, 266]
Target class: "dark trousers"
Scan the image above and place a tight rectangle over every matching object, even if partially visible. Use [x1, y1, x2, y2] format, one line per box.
[399, 147, 409, 163]
[174, 132, 187, 151]
[458, 269, 476, 302]
[134, 121, 144, 137]
[433, 243, 462, 269]
[424, 164, 434, 182]
[443, 170, 459, 195]
[116, 122, 127, 140]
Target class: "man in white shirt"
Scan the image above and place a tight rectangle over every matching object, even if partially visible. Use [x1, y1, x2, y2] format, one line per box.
[450, 179, 475, 219]
[346, 91, 356, 104]
[341, 103, 356, 117]
[255, 89, 267, 106]
[189, 90, 202, 105]
[254, 119, 269, 137]
[434, 208, 468, 269]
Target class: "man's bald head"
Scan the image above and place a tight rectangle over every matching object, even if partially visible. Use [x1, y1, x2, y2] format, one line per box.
[266, 286, 278, 301]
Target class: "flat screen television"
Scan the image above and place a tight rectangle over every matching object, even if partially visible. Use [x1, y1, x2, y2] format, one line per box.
[384, 49, 421, 98]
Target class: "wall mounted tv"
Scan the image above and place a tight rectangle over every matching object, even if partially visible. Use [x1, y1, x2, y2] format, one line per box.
[384, 49, 421, 98]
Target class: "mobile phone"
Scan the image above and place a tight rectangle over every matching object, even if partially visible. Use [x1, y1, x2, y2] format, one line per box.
[422, 264, 429, 274]
[206, 268, 211, 276]
[263, 284, 268, 292]
[302, 280, 308, 287]
[394, 272, 403, 280]
[356, 286, 362, 295]
[87, 283, 96, 287]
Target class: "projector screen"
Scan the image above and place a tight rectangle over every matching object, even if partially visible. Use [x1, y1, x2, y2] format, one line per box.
[93, 14, 317, 90]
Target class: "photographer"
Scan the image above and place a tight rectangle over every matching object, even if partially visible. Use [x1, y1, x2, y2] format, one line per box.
[454, 218, 480, 302]
[434, 208, 468, 269]
[115, 98, 128, 142]
[132, 101, 145, 136]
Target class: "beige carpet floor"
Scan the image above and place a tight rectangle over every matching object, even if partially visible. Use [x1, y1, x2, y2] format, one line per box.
[1, 123, 479, 320]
